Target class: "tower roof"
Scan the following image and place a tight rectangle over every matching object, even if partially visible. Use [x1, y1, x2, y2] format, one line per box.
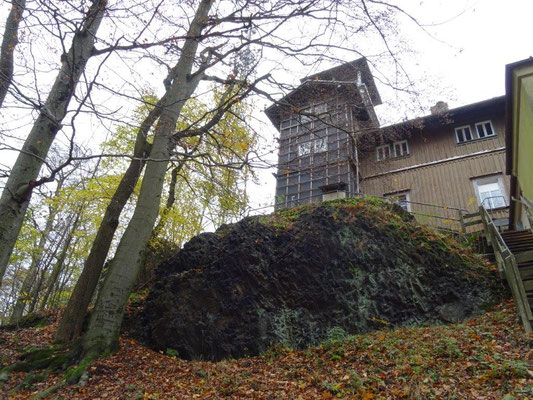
[265, 58, 381, 129]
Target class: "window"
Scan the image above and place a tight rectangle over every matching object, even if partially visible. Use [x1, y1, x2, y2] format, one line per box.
[298, 142, 311, 156]
[393, 140, 409, 157]
[300, 114, 312, 124]
[455, 120, 496, 144]
[385, 191, 411, 211]
[475, 121, 495, 139]
[472, 175, 507, 209]
[314, 103, 327, 114]
[314, 137, 327, 153]
[376, 144, 391, 161]
[455, 125, 473, 143]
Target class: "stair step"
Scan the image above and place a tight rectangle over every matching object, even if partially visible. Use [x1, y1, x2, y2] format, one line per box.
[504, 239, 533, 244]
[507, 245, 533, 249]
[516, 251, 533, 264]
[521, 266, 533, 280]
[505, 238, 533, 243]
[503, 234, 533, 239]
[503, 236, 533, 242]
[501, 229, 532, 235]
[502, 234, 532, 239]
[519, 261, 533, 268]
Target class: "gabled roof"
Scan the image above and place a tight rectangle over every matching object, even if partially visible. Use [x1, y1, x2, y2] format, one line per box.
[265, 58, 381, 129]
[377, 95, 505, 137]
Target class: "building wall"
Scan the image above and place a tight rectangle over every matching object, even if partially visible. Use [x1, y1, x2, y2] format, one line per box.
[359, 108, 509, 230]
[516, 78, 533, 227]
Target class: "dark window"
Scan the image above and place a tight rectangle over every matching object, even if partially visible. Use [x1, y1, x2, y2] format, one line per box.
[475, 121, 495, 138]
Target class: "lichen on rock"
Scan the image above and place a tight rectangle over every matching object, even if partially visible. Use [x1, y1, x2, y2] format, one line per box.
[138, 197, 502, 361]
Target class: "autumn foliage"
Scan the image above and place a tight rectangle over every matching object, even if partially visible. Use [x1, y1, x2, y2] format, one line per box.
[1, 299, 531, 399]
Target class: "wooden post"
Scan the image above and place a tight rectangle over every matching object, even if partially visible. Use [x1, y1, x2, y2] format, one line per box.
[458, 209, 465, 233]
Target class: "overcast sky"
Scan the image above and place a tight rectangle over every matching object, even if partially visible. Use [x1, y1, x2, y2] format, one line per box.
[392, 0, 532, 109]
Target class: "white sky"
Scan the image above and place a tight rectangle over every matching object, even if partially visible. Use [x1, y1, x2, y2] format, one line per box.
[247, 0, 533, 210]
[402, 0, 532, 107]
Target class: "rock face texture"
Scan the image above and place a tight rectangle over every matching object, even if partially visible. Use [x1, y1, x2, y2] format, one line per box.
[140, 198, 501, 360]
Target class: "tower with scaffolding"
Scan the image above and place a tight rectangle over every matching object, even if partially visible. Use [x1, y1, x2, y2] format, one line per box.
[265, 58, 381, 208]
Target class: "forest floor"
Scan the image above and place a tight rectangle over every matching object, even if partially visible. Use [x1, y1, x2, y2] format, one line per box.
[0, 300, 531, 400]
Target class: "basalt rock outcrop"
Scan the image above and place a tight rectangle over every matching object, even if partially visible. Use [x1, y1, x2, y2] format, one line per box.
[139, 198, 501, 360]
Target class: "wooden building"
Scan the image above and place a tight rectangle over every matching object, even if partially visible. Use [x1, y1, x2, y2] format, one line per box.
[266, 59, 510, 230]
[358, 96, 509, 230]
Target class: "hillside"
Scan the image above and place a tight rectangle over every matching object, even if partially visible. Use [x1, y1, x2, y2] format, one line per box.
[2, 197, 531, 399]
[139, 197, 503, 360]
[0, 301, 531, 399]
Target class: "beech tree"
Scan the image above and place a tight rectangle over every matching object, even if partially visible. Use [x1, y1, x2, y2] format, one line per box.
[0, 0, 26, 107]
[55, 88, 255, 342]
[0, 0, 108, 286]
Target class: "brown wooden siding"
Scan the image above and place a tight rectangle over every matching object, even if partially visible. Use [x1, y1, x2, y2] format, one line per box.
[360, 150, 509, 230]
[359, 114, 506, 178]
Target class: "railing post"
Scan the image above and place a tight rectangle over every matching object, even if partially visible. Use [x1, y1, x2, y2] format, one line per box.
[458, 209, 465, 233]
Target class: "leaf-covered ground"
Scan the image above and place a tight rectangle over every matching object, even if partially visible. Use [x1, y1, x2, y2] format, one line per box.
[1, 301, 531, 399]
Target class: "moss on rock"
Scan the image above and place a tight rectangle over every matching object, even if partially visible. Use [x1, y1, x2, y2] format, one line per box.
[138, 197, 503, 361]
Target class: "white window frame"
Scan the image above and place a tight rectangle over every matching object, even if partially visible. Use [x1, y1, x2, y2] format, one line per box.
[300, 114, 312, 124]
[474, 120, 496, 139]
[472, 174, 507, 210]
[392, 140, 409, 157]
[376, 144, 391, 161]
[298, 141, 312, 156]
[314, 137, 327, 153]
[455, 125, 473, 144]
[455, 120, 496, 144]
[385, 191, 411, 212]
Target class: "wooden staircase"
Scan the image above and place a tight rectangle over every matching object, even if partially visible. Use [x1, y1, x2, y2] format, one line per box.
[479, 206, 533, 333]
[500, 230, 533, 312]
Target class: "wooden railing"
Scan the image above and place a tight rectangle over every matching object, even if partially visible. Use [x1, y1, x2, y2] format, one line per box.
[479, 206, 532, 333]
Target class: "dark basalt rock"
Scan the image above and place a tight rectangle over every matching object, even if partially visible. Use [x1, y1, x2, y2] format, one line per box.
[139, 198, 502, 360]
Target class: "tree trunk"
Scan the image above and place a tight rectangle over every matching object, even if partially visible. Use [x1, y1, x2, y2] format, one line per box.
[0, 0, 107, 287]
[39, 212, 82, 310]
[8, 182, 63, 323]
[10, 217, 67, 323]
[135, 163, 184, 288]
[81, 0, 214, 360]
[0, 0, 26, 107]
[55, 114, 158, 343]
[151, 162, 184, 239]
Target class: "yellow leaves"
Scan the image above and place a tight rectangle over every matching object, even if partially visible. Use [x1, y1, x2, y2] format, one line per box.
[469, 197, 475, 205]
[237, 141, 248, 152]
[371, 318, 391, 326]
[361, 393, 375, 400]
